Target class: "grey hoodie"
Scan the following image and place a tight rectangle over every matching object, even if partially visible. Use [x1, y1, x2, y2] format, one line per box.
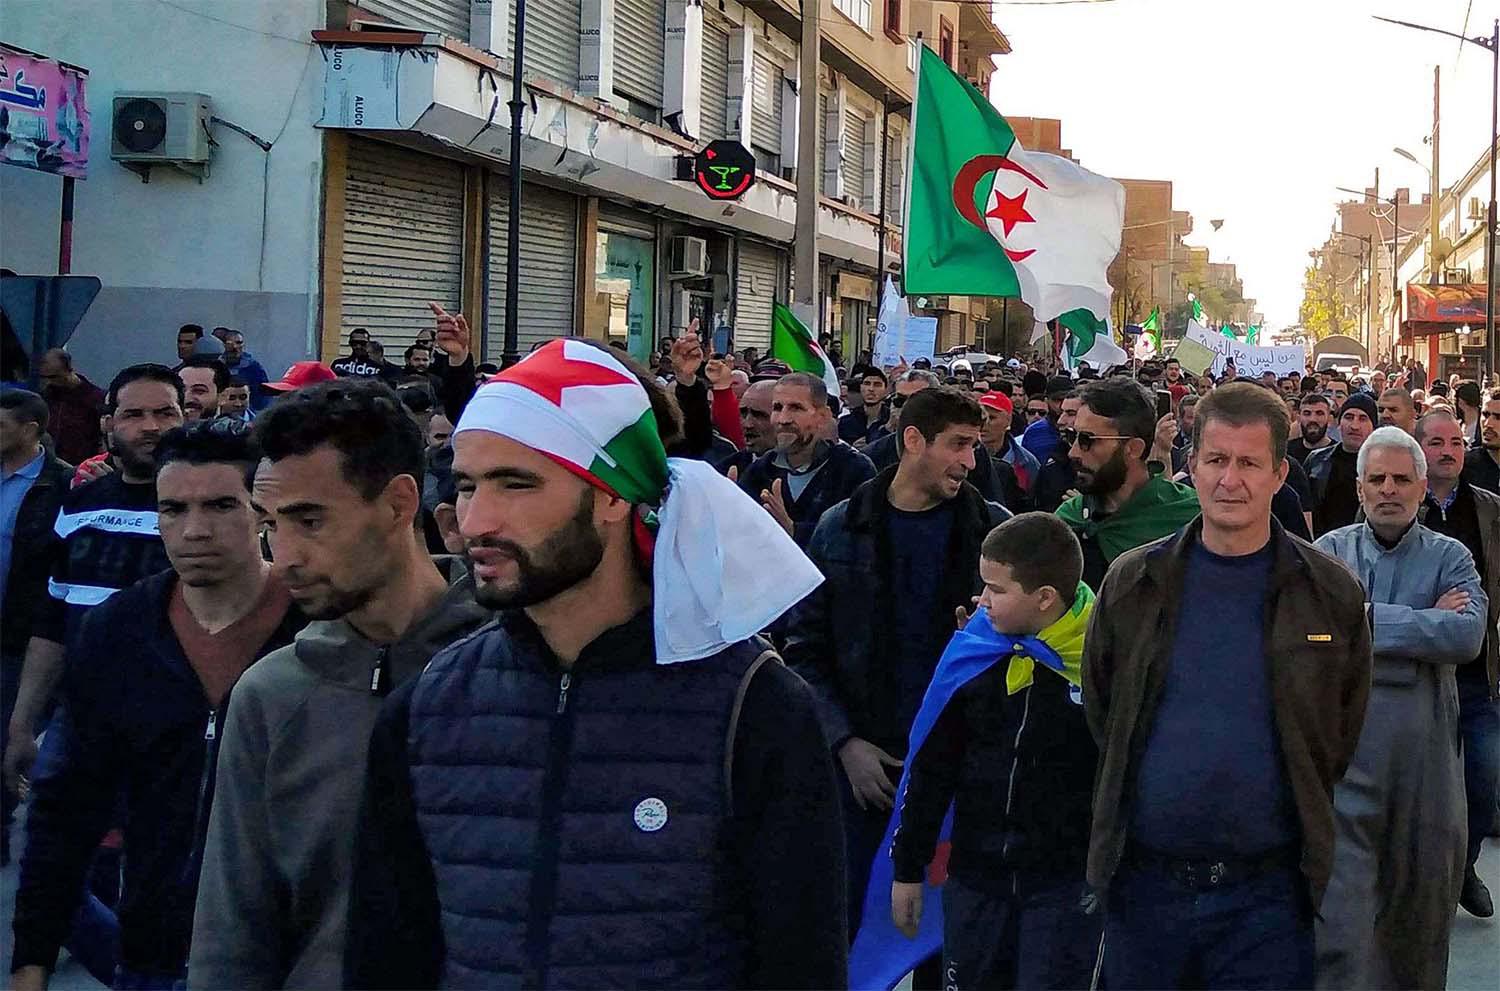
[188, 573, 491, 990]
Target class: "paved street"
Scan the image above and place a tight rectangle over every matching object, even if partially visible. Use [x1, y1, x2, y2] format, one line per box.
[4, 806, 1496, 990]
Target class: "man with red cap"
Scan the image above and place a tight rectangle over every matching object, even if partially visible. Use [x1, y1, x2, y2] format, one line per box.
[344, 339, 847, 989]
[261, 360, 338, 395]
[978, 391, 1038, 512]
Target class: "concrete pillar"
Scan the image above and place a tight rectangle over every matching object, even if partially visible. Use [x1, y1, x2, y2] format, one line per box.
[579, 0, 616, 102]
[727, 19, 753, 147]
[664, 0, 702, 138]
[470, 0, 508, 54]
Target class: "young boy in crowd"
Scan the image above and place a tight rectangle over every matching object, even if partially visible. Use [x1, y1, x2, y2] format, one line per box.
[889, 512, 1101, 989]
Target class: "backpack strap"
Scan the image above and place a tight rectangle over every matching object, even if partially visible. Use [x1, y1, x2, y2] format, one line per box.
[723, 648, 782, 817]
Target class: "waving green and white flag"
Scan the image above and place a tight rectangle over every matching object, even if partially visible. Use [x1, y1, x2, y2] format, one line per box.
[1060, 309, 1127, 371]
[1245, 324, 1261, 344]
[1135, 307, 1161, 359]
[772, 303, 841, 402]
[903, 45, 1124, 324]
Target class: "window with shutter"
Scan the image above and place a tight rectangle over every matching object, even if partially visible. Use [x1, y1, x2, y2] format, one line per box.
[750, 54, 782, 167]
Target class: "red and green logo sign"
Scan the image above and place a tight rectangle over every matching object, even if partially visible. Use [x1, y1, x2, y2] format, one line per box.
[694, 140, 756, 201]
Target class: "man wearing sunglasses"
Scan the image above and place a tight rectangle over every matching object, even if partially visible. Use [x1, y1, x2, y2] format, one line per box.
[1022, 376, 1076, 464]
[1055, 378, 1200, 590]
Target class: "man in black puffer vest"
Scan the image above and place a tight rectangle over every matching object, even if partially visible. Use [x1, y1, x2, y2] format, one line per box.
[346, 340, 847, 990]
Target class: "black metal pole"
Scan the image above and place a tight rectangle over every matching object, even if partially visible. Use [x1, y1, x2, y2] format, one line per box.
[503, 0, 526, 368]
[876, 100, 889, 330]
[1487, 19, 1498, 382]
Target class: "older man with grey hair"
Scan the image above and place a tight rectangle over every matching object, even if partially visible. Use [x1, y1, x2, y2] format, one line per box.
[1314, 425, 1488, 990]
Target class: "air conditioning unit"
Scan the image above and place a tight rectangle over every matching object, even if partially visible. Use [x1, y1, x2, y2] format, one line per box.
[669, 236, 709, 278]
[111, 92, 212, 180]
[1468, 197, 1486, 221]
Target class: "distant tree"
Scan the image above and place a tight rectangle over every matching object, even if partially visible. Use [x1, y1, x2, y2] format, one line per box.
[1298, 264, 1353, 341]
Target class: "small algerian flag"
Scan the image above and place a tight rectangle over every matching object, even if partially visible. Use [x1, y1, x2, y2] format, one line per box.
[1060, 309, 1127, 371]
[772, 303, 841, 402]
[1221, 324, 1238, 340]
[904, 45, 1124, 324]
[1140, 307, 1162, 356]
[1133, 330, 1157, 361]
[1191, 298, 1204, 322]
[1245, 324, 1260, 344]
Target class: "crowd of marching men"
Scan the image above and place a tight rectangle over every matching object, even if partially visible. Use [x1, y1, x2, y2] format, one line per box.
[0, 312, 1495, 990]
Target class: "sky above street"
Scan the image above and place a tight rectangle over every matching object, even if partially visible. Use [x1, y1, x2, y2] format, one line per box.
[986, 0, 1496, 329]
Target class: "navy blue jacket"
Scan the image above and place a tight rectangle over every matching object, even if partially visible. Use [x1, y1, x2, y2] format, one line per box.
[784, 468, 1011, 755]
[737, 441, 876, 546]
[345, 610, 848, 990]
[11, 570, 303, 977]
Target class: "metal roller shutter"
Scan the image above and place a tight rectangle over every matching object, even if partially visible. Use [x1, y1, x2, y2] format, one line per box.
[357, 0, 471, 38]
[750, 55, 781, 155]
[599, 202, 656, 240]
[487, 180, 578, 357]
[510, 0, 582, 89]
[735, 240, 782, 350]
[842, 107, 866, 205]
[342, 139, 465, 357]
[614, 0, 665, 107]
[700, 15, 731, 141]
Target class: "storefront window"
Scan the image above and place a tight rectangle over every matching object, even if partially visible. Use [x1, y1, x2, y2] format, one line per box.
[596, 230, 656, 363]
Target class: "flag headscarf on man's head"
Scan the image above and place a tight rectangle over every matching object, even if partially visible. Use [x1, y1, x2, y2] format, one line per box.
[455, 339, 823, 664]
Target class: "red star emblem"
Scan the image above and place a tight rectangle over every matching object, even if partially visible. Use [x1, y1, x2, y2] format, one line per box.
[986, 188, 1036, 237]
[498, 341, 634, 405]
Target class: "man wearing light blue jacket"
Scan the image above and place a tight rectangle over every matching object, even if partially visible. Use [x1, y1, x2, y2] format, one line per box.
[1314, 426, 1489, 991]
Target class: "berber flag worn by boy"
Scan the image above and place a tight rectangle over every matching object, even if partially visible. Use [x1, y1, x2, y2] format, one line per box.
[903, 45, 1124, 325]
[454, 339, 823, 664]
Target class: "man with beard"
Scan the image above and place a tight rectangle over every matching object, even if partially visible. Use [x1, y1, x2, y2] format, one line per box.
[189, 380, 490, 990]
[1315, 428, 1486, 990]
[785, 388, 1010, 936]
[1056, 378, 1200, 589]
[865, 371, 1005, 504]
[1307, 394, 1376, 536]
[178, 355, 228, 421]
[736, 372, 875, 547]
[4, 365, 183, 797]
[1287, 394, 1334, 464]
[342, 340, 844, 988]
[10, 422, 305, 991]
[1415, 410, 1500, 918]
[1465, 394, 1500, 493]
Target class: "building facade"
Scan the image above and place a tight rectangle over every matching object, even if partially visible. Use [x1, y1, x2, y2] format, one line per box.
[1, 0, 1012, 379]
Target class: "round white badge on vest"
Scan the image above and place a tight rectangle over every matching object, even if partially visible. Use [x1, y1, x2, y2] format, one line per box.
[634, 797, 669, 832]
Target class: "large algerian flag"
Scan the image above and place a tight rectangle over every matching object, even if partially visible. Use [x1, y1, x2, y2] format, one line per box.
[904, 45, 1124, 324]
[771, 303, 841, 401]
[1060, 309, 1127, 371]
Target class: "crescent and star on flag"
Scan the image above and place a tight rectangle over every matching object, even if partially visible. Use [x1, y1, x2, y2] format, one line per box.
[950, 154, 1046, 263]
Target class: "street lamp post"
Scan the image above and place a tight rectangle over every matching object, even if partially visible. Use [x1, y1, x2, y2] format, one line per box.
[1336, 184, 1402, 359]
[1331, 231, 1374, 348]
[502, 0, 528, 368]
[1375, 14, 1499, 380]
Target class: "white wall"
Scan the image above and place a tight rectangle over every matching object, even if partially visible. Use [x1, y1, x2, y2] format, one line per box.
[1, 0, 326, 381]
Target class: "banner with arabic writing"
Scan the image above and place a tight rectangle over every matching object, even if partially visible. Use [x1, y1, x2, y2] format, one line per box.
[1, 45, 90, 178]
